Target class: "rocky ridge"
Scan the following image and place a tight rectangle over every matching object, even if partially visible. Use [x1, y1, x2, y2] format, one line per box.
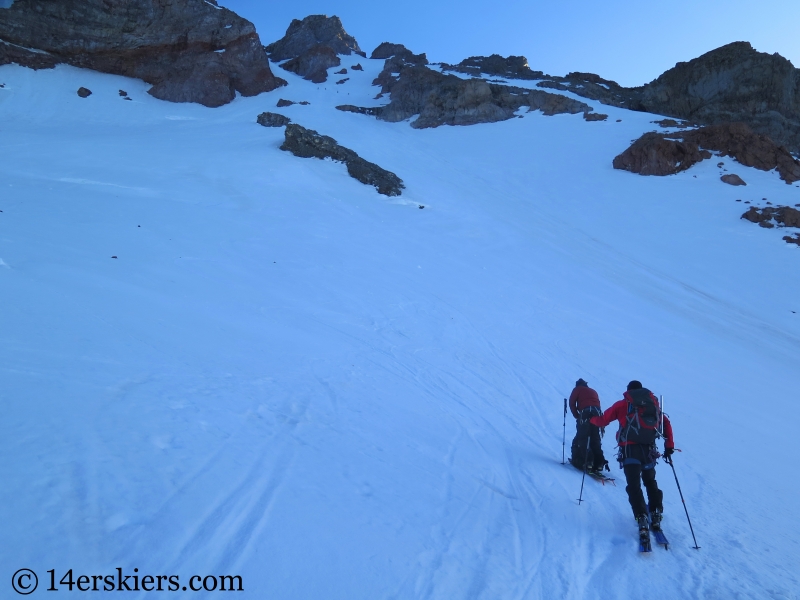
[280, 124, 404, 196]
[536, 72, 632, 109]
[442, 55, 543, 80]
[341, 55, 593, 129]
[456, 45, 800, 152]
[439, 55, 632, 108]
[0, 0, 285, 107]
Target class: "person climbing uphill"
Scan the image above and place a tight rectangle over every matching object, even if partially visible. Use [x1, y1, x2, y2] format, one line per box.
[568, 378, 608, 475]
[590, 380, 674, 541]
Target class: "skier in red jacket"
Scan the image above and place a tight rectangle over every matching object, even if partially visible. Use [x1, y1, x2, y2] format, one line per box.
[590, 380, 674, 536]
[568, 378, 608, 474]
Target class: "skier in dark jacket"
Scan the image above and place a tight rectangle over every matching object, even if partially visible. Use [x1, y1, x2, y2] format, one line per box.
[568, 378, 608, 474]
[591, 380, 674, 536]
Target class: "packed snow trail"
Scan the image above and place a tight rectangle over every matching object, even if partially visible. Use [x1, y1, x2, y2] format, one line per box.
[0, 60, 799, 599]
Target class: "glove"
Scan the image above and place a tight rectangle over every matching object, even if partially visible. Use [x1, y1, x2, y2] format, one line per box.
[663, 447, 674, 459]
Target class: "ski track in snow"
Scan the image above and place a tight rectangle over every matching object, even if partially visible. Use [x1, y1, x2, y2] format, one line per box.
[1, 57, 799, 600]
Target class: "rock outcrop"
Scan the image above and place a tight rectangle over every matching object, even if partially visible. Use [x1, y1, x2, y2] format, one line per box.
[0, 0, 285, 107]
[257, 111, 290, 127]
[612, 132, 712, 176]
[653, 118, 691, 129]
[784, 233, 800, 246]
[454, 43, 800, 151]
[441, 57, 635, 111]
[335, 105, 382, 117]
[536, 73, 631, 109]
[280, 124, 404, 196]
[371, 42, 427, 64]
[442, 55, 543, 80]
[365, 41, 800, 149]
[349, 60, 592, 129]
[370, 46, 429, 95]
[0, 38, 58, 69]
[279, 44, 340, 83]
[613, 122, 800, 183]
[721, 174, 746, 186]
[276, 98, 309, 107]
[266, 15, 362, 83]
[584, 112, 608, 121]
[742, 205, 800, 230]
[265, 15, 362, 61]
[742, 206, 800, 246]
[632, 42, 800, 152]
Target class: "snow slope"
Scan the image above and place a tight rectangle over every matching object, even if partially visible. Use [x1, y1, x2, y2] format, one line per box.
[1, 55, 799, 599]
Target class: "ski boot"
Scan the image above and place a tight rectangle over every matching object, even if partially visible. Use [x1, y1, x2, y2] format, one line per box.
[589, 460, 609, 476]
[636, 514, 649, 534]
[650, 509, 663, 532]
[636, 514, 651, 551]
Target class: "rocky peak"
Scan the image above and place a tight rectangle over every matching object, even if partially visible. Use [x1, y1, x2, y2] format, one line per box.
[638, 42, 799, 117]
[0, 0, 285, 107]
[265, 15, 363, 62]
[632, 42, 800, 151]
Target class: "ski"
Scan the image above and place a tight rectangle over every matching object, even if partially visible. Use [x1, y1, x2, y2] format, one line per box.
[639, 530, 652, 553]
[651, 528, 669, 549]
[566, 460, 616, 485]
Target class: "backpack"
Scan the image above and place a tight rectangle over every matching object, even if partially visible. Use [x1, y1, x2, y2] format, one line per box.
[621, 388, 662, 445]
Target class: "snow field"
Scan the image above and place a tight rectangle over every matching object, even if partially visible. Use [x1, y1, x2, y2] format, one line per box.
[1, 57, 799, 599]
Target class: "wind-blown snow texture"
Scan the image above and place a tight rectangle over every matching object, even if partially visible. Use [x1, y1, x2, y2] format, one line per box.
[1, 56, 799, 599]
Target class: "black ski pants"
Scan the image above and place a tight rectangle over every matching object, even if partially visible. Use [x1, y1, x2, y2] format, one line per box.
[621, 444, 663, 518]
[571, 407, 606, 469]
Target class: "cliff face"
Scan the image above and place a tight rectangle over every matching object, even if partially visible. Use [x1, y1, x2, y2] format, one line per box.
[0, 0, 285, 107]
[633, 42, 800, 152]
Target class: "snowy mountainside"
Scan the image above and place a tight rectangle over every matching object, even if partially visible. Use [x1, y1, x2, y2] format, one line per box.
[1, 55, 799, 599]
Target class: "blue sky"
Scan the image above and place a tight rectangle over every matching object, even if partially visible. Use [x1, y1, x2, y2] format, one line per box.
[221, 0, 800, 87]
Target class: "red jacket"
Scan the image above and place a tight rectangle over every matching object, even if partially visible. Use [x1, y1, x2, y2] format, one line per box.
[569, 385, 601, 418]
[591, 392, 674, 449]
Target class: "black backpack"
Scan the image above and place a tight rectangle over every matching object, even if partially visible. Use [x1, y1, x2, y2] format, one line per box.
[622, 388, 662, 445]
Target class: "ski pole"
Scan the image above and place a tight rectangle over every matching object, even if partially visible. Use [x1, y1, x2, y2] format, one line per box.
[577, 425, 591, 504]
[562, 398, 567, 464]
[666, 457, 700, 549]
